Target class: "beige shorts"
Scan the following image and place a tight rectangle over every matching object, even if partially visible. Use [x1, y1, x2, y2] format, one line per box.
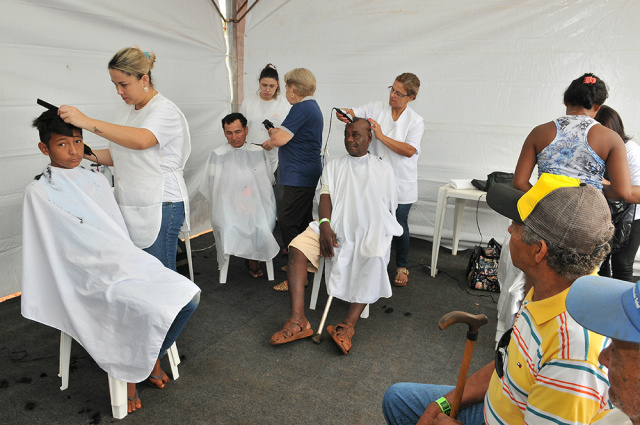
[289, 226, 321, 273]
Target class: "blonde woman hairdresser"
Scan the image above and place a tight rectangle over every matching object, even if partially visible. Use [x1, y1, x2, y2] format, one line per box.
[337, 73, 424, 287]
[58, 47, 191, 273]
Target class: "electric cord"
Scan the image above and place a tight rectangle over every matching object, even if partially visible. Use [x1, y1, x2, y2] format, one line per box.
[474, 194, 485, 246]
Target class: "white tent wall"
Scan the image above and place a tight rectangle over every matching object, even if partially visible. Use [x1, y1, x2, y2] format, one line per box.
[243, 0, 640, 265]
[0, 0, 229, 298]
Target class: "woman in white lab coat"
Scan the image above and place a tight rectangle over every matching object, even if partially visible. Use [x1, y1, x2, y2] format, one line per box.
[240, 64, 291, 215]
[338, 73, 425, 287]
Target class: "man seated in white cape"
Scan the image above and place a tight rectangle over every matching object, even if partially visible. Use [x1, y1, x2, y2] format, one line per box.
[21, 110, 200, 413]
[270, 117, 402, 354]
[199, 112, 279, 278]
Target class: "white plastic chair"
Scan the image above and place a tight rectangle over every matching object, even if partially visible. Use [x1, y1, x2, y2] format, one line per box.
[58, 331, 181, 419]
[219, 257, 274, 284]
[309, 257, 369, 333]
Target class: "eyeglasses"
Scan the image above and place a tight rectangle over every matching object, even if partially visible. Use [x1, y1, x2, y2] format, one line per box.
[495, 328, 513, 379]
[388, 86, 409, 98]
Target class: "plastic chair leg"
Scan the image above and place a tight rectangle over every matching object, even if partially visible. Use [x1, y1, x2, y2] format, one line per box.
[361, 304, 370, 319]
[59, 331, 72, 390]
[309, 257, 325, 310]
[167, 342, 180, 380]
[219, 257, 229, 284]
[183, 232, 194, 282]
[107, 374, 128, 419]
[266, 259, 274, 281]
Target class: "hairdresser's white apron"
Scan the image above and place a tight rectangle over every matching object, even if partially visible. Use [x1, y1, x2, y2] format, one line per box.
[111, 94, 191, 249]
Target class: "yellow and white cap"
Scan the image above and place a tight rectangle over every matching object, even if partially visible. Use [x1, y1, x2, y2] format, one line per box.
[486, 173, 613, 255]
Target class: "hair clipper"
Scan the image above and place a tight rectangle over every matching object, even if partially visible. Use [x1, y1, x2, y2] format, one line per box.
[262, 119, 275, 130]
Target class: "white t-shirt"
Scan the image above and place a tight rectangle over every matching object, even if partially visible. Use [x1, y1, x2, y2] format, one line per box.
[129, 97, 189, 202]
[352, 101, 425, 204]
[626, 141, 640, 220]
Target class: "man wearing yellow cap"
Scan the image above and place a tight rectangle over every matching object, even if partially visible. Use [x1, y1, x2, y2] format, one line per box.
[383, 173, 615, 425]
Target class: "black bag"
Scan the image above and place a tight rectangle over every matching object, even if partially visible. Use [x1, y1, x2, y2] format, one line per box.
[466, 238, 502, 292]
[608, 200, 636, 254]
[486, 172, 514, 191]
[471, 171, 514, 191]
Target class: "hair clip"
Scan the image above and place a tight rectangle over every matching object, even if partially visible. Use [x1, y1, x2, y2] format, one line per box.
[267, 63, 277, 70]
[583, 76, 596, 85]
[143, 51, 150, 59]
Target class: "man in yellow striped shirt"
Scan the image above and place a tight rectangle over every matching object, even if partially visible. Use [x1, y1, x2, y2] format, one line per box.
[383, 174, 614, 425]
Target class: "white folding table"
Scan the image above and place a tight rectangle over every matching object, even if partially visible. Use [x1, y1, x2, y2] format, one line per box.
[430, 184, 487, 277]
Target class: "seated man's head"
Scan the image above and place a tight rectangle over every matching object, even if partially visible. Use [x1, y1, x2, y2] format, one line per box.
[487, 173, 614, 282]
[221, 112, 248, 148]
[567, 276, 640, 422]
[344, 117, 372, 158]
[33, 110, 84, 169]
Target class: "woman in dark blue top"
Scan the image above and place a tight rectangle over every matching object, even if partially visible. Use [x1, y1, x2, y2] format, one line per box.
[262, 68, 323, 290]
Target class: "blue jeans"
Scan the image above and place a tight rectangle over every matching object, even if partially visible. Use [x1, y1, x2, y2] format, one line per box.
[382, 383, 485, 425]
[144, 202, 185, 272]
[394, 203, 412, 268]
[159, 292, 200, 357]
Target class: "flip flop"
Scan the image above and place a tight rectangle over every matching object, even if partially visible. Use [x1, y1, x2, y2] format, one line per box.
[270, 318, 313, 345]
[394, 268, 409, 287]
[148, 369, 168, 389]
[327, 322, 355, 355]
[245, 260, 264, 278]
[127, 389, 140, 413]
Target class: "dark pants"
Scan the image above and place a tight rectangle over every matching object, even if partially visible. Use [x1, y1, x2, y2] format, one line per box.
[394, 203, 412, 268]
[600, 219, 640, 282]
[279, 185, 316, 249]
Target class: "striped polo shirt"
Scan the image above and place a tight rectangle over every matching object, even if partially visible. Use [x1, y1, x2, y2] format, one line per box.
[485, 287, 612, 425]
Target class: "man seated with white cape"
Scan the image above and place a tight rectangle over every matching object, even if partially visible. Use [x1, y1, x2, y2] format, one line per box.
[199, 112, 280, 279]
[21, 110, 200, 414]
[270, 117, 402, 354]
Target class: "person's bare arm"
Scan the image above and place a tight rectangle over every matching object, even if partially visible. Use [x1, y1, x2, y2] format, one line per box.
[262, 128, 293, 151]
[417, 361, 495, 425]
[513, 124, 555, 192]
[594, 126, 640, 202]
[59, 105, 157, 150]
[369, 118, 417, 158]
[318, 194, 338, 258]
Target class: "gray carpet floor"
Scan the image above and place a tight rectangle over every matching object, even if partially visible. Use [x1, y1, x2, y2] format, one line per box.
[0, 233, 500, 425]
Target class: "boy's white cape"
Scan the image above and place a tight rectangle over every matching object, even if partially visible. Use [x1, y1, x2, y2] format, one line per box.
[21, 166, 200, 383]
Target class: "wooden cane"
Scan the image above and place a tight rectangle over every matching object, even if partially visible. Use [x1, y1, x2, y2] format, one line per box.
[438, 311, 489, 419]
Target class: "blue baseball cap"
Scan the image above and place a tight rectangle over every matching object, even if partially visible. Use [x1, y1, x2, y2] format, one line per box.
[566, 275, 640, 343]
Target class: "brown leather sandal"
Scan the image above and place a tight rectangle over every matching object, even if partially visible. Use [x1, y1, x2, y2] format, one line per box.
[270, 318, 313, 345]
[327, 322, 355, 354]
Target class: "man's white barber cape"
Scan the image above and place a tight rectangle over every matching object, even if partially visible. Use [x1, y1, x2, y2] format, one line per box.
[21, 166, 200, 383]
[200, 143, 280, 268]
[318, 154, 403, 304]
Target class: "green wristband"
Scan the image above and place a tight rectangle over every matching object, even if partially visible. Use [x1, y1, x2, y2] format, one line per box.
[435, 397, 451, 416]
[319, 218, 330, 225]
